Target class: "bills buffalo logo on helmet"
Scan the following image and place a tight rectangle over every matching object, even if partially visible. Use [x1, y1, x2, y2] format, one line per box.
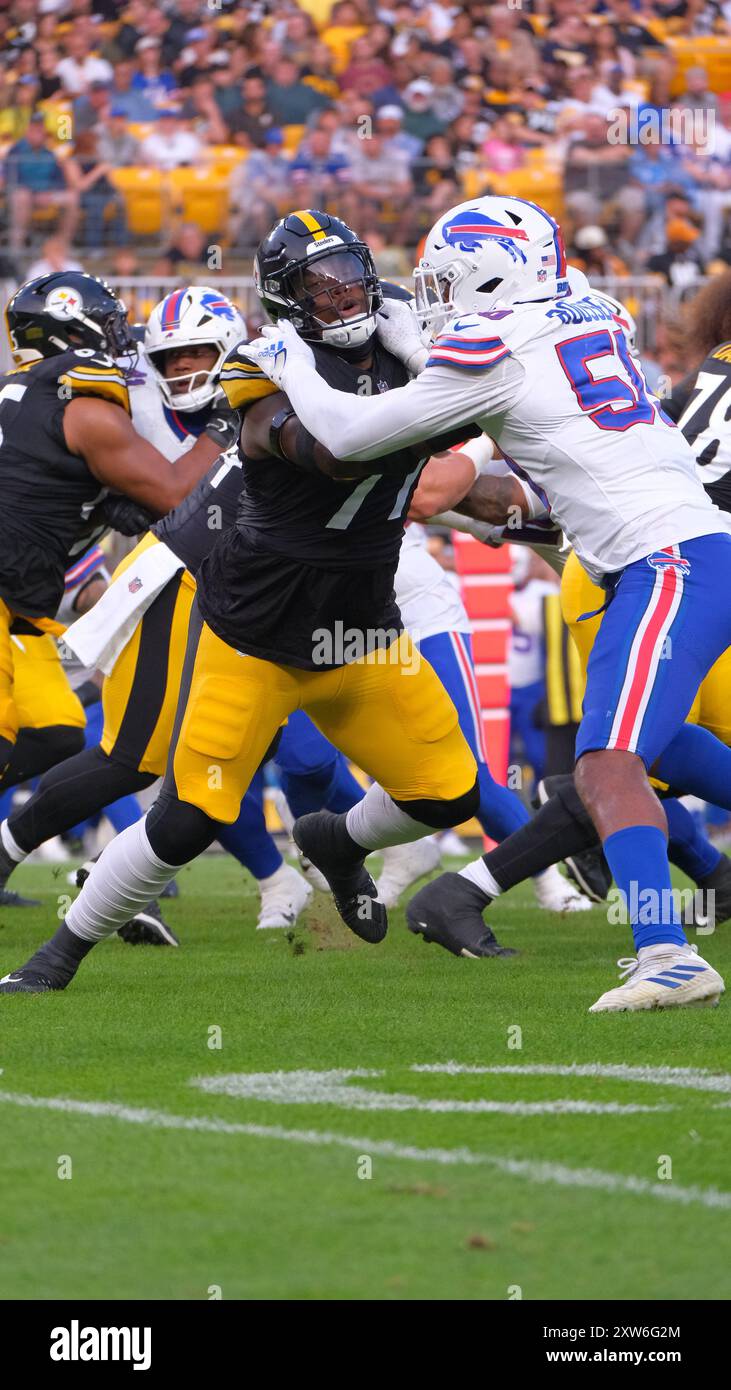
[441, 209, 529, 265]
[647, 552, 691, 575]
[199, 292, 237, 321]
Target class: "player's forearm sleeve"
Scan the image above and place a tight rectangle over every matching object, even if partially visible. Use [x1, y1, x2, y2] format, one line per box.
[280, 356, 523, 462]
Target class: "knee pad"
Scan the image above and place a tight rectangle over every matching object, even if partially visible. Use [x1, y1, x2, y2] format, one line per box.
[393, 774, 480, 830]
[146, 791, 219, 866]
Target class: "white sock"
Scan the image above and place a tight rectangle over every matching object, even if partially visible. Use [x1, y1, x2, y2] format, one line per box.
[459, 857, 502, 898]
[65, 816, 178, 943]
[345, 783, 433, 852]
[1, 819, 28, 863]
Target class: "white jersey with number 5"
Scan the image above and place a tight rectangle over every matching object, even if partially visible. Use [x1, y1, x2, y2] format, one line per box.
[280, 292, 731, 585]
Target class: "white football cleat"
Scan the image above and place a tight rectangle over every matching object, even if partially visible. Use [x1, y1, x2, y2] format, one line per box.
[376, 837, 442, 909]
[256, 862, 313, 930]
[272, 788, 331, 892]
[532, 864, 593, 912]
[589, 943, 725, 1013]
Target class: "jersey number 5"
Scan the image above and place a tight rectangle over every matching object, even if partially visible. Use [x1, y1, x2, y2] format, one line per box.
[555, 328, 655, 432]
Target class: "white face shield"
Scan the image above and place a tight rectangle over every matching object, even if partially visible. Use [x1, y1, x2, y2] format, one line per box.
[147, 343, 225, 411]
[299, 251, 379, 349]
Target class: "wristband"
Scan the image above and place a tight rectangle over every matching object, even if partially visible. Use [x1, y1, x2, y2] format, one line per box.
[269, 406, 297, 461]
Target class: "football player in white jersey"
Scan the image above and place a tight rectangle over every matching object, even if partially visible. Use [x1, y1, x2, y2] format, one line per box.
[240, 195, 731, 1013]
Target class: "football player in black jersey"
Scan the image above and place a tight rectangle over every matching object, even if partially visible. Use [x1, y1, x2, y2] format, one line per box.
[0, 212, 540, 991]
[0, 271, 233, 787]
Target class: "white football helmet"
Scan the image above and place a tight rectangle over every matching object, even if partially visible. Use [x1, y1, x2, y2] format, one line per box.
[414, 195, 569, 340]
[566, 265, 638, 356]
[145, 286, 246, 411]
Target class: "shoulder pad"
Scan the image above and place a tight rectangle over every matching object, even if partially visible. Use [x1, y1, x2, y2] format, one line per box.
[711, 342, 731, 364]
[427, 315, 510, 373]
[220, 346, 279, 411]
[58, 352, 130, 413]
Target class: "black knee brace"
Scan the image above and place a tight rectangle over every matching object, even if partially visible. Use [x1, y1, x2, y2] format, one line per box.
[146, 790, 221, 866]
[392, 774, 480, 831]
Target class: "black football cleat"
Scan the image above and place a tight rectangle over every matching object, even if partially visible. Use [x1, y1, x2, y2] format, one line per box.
[534, 775, 611, 903]
[117, 899, 180, 947]
[406, 872, 517, 958]
[563, 844, 612, 903]
[0, 886, 41, 908]
[689, 854, 731, 931]
[0, 968, 65, 993]
[292, 811, 387, 944]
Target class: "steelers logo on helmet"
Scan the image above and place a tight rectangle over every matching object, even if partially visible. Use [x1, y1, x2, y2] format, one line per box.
[44, 286, 83, 320]
[255, 210, 383, 352]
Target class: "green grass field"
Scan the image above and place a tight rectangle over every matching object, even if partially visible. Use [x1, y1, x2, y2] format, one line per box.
[1, 852, 730, 1302]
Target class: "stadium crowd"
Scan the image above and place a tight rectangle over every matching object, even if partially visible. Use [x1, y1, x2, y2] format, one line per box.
[0, 0, 730, 290]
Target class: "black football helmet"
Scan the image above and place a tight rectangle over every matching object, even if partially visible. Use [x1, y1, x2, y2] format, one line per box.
[5, 271, 136, 365]
[254, 210, 383, 350]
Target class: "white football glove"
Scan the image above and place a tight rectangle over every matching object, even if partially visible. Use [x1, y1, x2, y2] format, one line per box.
[375, 299, 429, 375]
[237, 321, 315, 387]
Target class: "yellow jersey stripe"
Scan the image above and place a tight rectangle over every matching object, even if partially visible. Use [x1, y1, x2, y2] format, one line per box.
[220, 376, 278, 410]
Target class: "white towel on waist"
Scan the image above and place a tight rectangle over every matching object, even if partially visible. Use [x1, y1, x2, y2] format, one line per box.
[63, 540, 185, 675]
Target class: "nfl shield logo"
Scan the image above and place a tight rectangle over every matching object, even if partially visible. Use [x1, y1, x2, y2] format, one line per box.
[128, 577, 142, 593]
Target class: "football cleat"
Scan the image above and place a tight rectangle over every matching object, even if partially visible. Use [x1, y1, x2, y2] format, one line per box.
[0, 886, 41, 908]
[117, 900, 179, 947]
[257, 862, 313, 929]
[563, 844, 613, 903]
[689, 853, 731, 931]
[532, 864, 593, 912]
[406, 872, 517, 958]
[292, 811, 387, 944]
[589, 943, 725, 1013]
[0, 968, 64, 993]
[376, 837, 442, 909]
[534, 776, 611, 902]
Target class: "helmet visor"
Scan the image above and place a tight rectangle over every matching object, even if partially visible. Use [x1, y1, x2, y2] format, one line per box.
[288, 250, 378, 330]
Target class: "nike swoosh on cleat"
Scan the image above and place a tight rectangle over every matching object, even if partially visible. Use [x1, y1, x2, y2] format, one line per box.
[1, 974, 25, 983]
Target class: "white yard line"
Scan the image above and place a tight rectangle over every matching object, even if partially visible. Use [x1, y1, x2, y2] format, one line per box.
[192, 1068, 672, 1115]
[0, 1087, 729, 1210]
[411, 1063, 731, 1094]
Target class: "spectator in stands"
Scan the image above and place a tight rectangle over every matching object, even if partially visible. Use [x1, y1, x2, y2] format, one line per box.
[228, 128, 291, 248]
[348, 129, 412, 237]
[302, 42, 342, 102]
[66, 129, 127, 250]
[181, 77, 229, 144]
[570, 224, 630, 278]
[142, 108, 203, 172]
[481, 112, 528, 174]
[590, 23, 636, 82]
[37, 48, 64, 102]
[278, 10, 319, 68]
[96, 107, 141, 167]
[177, 27, 226, 89]
[564, 112, 631, 224]
[72, 80, 112, 137]
[290, 125, 352, 210]
[110, 0, 147, 61]
[590, 64, 641, 118]
[106, 59, 156, 122]
[131, 38, 177, 110]
[154, 220, 211, 278]
[340, 35, 391, 98]
[678, 65, 718, 116]
[427, 57, 464, 126]
[0, 75, 40, 142]
[228, 73, 276, 149]
[375, 106, 423, 163]
[4, 112, 79, 252]
[55, 29, 113, 98]
[647, 217, 707, 289]
[401, 79, 447, 143]
[412, 132, 461, 227]
[139, 8, 184, 71]
[266, 58, 331, 126]
[607, 0, 667, 55]
[627, 134, 699, 223]
[25, 234, 83, 282]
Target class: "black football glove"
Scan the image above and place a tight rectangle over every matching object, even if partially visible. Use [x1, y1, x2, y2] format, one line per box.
[204, 392, 241, 451]
[96, 493, 156, 536]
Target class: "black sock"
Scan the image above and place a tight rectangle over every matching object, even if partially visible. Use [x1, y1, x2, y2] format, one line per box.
[483, 784, 599, 891]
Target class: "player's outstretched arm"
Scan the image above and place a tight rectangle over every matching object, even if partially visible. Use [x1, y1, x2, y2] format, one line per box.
[244, 321, 520, 462]
[241, 391, 375, 479]
[64, 397, 224, 517]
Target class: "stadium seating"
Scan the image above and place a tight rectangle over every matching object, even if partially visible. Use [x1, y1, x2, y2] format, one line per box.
[109, 167, 164, 237]
[167, 168, 230, 236]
